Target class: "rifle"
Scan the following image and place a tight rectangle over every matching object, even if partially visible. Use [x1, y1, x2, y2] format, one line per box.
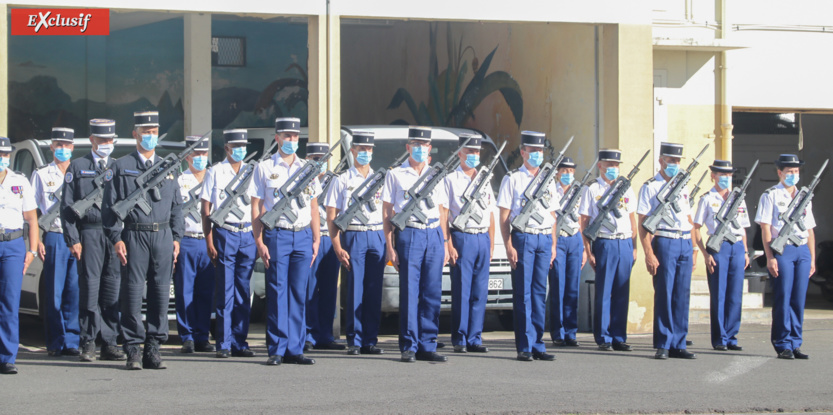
[770, 159, 829, 255]
[705, 160, 759, 254]
[510, 136, 574, 232]
[182, 181, 205, 224]
[259, 137, 344, 230]
[641, 144, 709, 234]
[318, 156, 350, 206]
[451, 141, 507, 231]
[38, 189, 63, 233]
[68, 169, 107, 220]
[333, 150, 409, 232]
[111, 131, 210, 221]
[554, 157, 597, 237]
[390, 137, 474, 231]
[583, 150, 650, 242]
[208, 141, 278, 227]
[689, 170, 709, 208]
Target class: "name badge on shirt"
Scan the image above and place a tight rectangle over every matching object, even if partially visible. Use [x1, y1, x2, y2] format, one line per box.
[79, 170, 97, 177]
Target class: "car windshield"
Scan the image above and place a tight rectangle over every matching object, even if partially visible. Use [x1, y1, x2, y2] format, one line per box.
[370, 138, 508, 195]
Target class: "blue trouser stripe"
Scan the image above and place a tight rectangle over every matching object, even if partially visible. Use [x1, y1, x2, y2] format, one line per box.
[174, 236, 215, 343]
[265, 228, 312, 357]
[548, 232, 583, 342]
[213, 227, 256, 351]
[707, 240, 746, 348]
[43, 232, 80, 352]
[0, 238, 25, 363]
[344, 230, 386, 347]
[450, 231, 491, 347]
[652, 236, 693, 350]
[396, 227, 444, 353]
[511, 232, 551, 353]
[592, 238, 634, 345]
[771, 244, 811, 352]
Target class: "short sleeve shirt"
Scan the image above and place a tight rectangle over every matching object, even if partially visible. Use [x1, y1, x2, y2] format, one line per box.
[496, 165, 559, 229]
[754, 183, 815, 242]
[578, 176, 637, 237]
[443, 167, 495, 230]
[0, 170, 38, 229]
[693, 187, 750, 236]
[636, 172, 693, 232]
[325, 166, 384, 226]
[381, 161, 448, 224]
[31, 162, 65, 231]
[250, 153, 322, 228]
[202, 159, 253, 224]
[178, 169, 204, 234]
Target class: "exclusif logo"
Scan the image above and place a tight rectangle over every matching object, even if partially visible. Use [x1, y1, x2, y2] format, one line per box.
[11, 8, 109, 35]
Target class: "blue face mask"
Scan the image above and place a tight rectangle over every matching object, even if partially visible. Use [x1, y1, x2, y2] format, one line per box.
[192, 155, 208, 171]
[664, 163, 680, 177]
[465, 154, 480, 169]
[560, 173, 574, 186]
[527, 151, 543, 168]
[140, 134, 158, 151]
[717, 176, 731, 190]
[318, 161, 327, 174]
[54, 148, 72, 162]
[281, 140, 299, 155]
[784, 173, 799, 187]
[356, 151, 372, 166]
[231, 147, 247, 162]
[0, 157, 8, 172]
[411, 146, 429, 163]
[605, 167, 619, 181]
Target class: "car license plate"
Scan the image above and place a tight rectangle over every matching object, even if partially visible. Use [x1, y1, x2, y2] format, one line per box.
[170, 285, 175, 297]
[488, 278, 503, 290]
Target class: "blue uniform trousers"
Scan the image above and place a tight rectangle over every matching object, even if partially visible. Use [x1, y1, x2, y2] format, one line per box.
[306, 235, 340, 346]
[548, 232, 582, 342]
[770, 243, 811, 352]
[592, 238, 634, 345]
[396, 226, 444, 353]
[43, 231, 80, 352]
[344, 230, 385, 348]
[213, 227, 256, 351]
[707, 240, 746, 348]
[0, 237, 25, 364]
[511, 232, 552, 353]
[264, 228, 312, 357]
[450, 231, 490, 347]
[174, 236, 215, 343]
[652, 235, 693, 350]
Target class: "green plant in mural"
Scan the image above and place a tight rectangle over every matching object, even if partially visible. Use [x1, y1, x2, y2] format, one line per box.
[388, 22, 523, 128]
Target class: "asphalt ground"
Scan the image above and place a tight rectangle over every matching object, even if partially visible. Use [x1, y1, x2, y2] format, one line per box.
[4, 300, 833, 415]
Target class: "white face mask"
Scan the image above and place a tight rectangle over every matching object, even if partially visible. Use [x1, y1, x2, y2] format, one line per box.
[96, 143, 114, 158]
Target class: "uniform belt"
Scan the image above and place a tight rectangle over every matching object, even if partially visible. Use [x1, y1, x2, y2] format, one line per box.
[80, 223, 103, 230]
[452, 227, 489, 235]
[558, 230, 578, 237]
[515, 227, 552, 235]
[654, 230, 691, 239]
[346, 224, 383, 232]
[184, 232, 205, 239]
[0, 229, 23, 242]
[277, 224, 310, 232]
[320, 230, 330, 237]
[405, 221, 439, 230]
[597, 233, 631, 240]
[218, 222, 252, 233]
[48, 227, 63, 234]
[124, 222, 169, 232]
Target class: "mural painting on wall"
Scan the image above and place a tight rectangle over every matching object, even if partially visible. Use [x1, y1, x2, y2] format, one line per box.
[387, 22, 525, 165]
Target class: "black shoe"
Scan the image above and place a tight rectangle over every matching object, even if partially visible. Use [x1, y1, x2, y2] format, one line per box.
[101, 345, 126, 361]
[79, 341, 96, 362]
[552, 339, 565, 347]
[125, 346, 142, 370]
[727, 344, 743, 351]
[194, 341, 213, 353]
[347, 346, 360, 355]
[453, 345, 467, 353]
[401, 351, 416, 363]
[655, 348, 669, 360]
[0, 363, 18, 375]
[284, 354, 315, 365]
[613, 342, 633, 352]
[142, 343, 167, 369]
[62, 348, 81, 357]
[436, 342, 446, 349]
[686, 340, 693, 346]
[777, 349, 795, 360]
[265, 355, 282, 365]
[713, 345, 728, 351]
[216, 349, 230, 358]
[565, 339, 580, 347]
[598, 343, 613, 351]
[181, 341, 195, 354]
[313, 342, 346, 350]
[415, 351, 448, 362]
[516, 352, 533, 362]
[303, 341, 313, 352]
[793, 348, 809, 360]
[360, 346, 384, 355]
[532, 351, 556, 361]
[47, 350, 62, 357]
[669, 349, 697, 359]
[231, 348, 256, 358]
[466, 345, 489, 353]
